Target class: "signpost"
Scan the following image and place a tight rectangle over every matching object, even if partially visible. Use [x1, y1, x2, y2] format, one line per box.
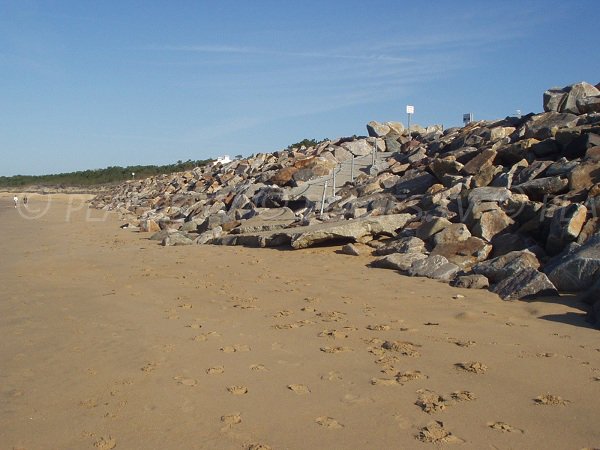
[463, 113, 473, 126]
[406, 105, 414, 138]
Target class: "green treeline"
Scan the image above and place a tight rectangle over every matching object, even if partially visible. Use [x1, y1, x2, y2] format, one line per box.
[0, 159, 212, 187]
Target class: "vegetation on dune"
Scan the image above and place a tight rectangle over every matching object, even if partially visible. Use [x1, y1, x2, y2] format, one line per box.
[0, 159, 213, 188]
[286, 138, 329, 150]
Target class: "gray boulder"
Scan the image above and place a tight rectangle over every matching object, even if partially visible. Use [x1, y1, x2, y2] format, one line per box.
[546, 204, 587, 255]
[407, 254, 460, 281]
[452, 274, 490, 289]
[290, 214, 413, 249]
[373, 236, 426, 256]
[491, 268, 558, 300]
[473, 250, 540, 283]
[544, 233, 600, 291]
[371, 252, 428, 272]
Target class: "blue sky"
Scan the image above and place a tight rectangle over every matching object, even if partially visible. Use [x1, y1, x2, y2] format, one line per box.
[1, 0, 599, 176]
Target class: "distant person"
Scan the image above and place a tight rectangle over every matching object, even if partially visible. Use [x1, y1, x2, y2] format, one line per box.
[23, 195, 28, 205]
[13, 195, 18, 208]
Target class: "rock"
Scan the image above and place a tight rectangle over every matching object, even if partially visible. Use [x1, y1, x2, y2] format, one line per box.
[195, 226, 223, 244]
[491, 268, 558, 300]
[394, 170, 437, 195]
[577, 96, 600, 114]
[149, 229, 173, 241]
[407, 254, 460, 282]
[546, 204, 587, 255]
[568, 160, 600, 191]
[341, 243, 360, 256]
[429, 159, 463, 181]
[512, 176, 568, 199]
[373, 236, 426, 256]
[467, 187, 512, 205]
[452, 274, 490, 289]
[140, 218, 161, 233]
[578, 217, 600, 244]
[431, 236, 492, 269]
[544, 233, 600, 291]
[162, 232, 194, 246]
[462, 149, 497, 175]
[562, 82, 600, 114]
[232, 207, 297, 234]
[366, 121, 391, 137]
[473, 250, 540, 283]
[513, 160, 552, 185]
[371, 252, 428, 272]
[563, 132, 600, 159]
[543, 87, 568, 113]
[416, 217, 453, 241]
[271, 167, 298, 186]
[521, 112, 579, 140]
[472, 209, 515, 242]
[341, 140, 375, 157]
[290, 214, 413, 249]
[432, 223, 471, 245]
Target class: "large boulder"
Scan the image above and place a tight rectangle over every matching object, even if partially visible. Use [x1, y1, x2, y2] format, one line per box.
[371, 252, 428, 272]
[543, 81, 600, 115]
[544, 233, 600, 291]
[407, 254, 460, 281]
[491, 268, 558, 300]
[521, 112, 579, 140]
[473, 250, 540, 283]
[431, 236, 491, 269]
[546, 204, 587, 255]
[290, 214, 413, 249]
[373, 236, 426, 256]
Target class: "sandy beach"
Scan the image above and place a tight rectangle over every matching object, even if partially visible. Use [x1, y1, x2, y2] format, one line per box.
[1, 193, 599, 450]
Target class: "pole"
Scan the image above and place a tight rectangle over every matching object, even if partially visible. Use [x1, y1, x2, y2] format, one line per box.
[407, 113, 411, 140]
[350, 157, 355, 181]
[320, 180, 328, 216]
[332, 169, 336, 196]
[372, 139, 376, 166]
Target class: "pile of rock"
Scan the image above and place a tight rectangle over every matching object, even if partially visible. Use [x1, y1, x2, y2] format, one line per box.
[91, 81, 600, 326]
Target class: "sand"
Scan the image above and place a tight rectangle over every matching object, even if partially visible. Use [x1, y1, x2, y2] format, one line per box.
[1, 193, 599, 449]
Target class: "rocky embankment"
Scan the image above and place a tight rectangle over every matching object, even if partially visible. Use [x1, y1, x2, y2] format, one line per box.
[91, 81, 600, 326]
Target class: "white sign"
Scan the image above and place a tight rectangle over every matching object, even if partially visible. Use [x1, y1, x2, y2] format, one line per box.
[406, 105, 414, 114]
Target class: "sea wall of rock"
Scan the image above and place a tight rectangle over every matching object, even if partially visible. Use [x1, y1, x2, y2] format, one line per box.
[91, 81, 600, 326]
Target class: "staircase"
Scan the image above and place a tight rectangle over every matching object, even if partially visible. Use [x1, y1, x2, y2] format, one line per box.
[289, 151, 393, 203]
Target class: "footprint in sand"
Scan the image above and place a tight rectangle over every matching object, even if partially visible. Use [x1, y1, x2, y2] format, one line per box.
[318, 329, 348, 339]
[381, 340, 421, 357]
[321, 371, 342, 381]
[178, 303, 193, 309]
[186, 322, 203, 329]
[416, 389, 447, 413]
[93, 436, 117, 450]
[221, 344, 251, 353]
[416, 389, 476, 414]
[487, 421, 524, 433]
[534, 394, 569, 406]
[193, 331, 220, 342]
[273, 310, 293, 318]
[227, 385, 248, 395]
[247, 444, 272, 450]
[174, 376, 198, 387]
[448, 338, 476, 347]
[315, 416, 344, 429]
[221, 413, 241, 424]
[141, 362, 159, 374]
[455, 361, 488, 374]
[370, 377, 399, 386]
[249, 364, 267, 371]
[287, 384, 310, 394]
[206, 366, 225, 375]
[416, 421, 464, 444]
[366, 324, 390, 331]
[320, 346, 353, 354]
[396, 370, 427, 384]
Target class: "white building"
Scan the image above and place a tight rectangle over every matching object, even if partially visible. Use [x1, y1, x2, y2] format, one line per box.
[213, 155, 232, 165]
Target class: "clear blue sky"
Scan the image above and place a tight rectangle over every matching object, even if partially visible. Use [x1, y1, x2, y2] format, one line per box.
[1, 0, 599, 176]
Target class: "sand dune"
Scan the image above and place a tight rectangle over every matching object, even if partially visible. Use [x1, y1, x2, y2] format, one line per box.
[1, 194, 599, 449]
